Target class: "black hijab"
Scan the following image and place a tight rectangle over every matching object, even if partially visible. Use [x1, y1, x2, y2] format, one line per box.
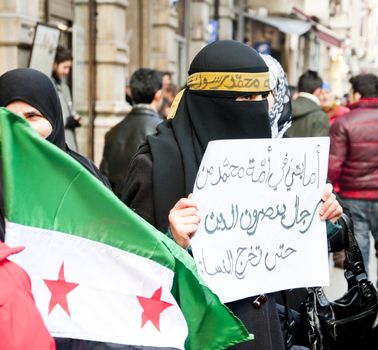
[148, 40, 272, 230]
[0, 68, 110, 187]
[0, 68, 66, 149]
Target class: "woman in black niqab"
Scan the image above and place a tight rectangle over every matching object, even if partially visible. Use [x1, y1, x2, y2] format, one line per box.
[134, 40, 273, 231]
[122, 40, 342, 350]
[122, 41, 285, 350]
[0, 68, 110, 187]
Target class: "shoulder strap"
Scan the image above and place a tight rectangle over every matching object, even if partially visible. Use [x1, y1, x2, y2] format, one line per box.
[338, 213, 366, 276]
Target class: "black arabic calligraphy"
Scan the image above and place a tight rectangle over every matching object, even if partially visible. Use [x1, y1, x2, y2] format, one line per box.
[195, 144, 321, 192]
[197, 244, 297, 279]
[204, 196, 322, 236]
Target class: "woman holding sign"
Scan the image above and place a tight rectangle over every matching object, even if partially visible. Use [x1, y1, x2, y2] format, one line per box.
[121, 41, 342, 349]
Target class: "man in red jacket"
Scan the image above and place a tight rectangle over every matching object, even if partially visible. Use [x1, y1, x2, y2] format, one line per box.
[0, 241, 55, 350]
[328, 73, 378, 285]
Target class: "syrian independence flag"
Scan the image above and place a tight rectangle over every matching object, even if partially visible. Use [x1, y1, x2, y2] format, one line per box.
[0, 108, 251, 350]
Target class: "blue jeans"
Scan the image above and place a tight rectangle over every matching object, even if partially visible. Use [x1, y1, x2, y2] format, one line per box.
[341, 198, 378, 287]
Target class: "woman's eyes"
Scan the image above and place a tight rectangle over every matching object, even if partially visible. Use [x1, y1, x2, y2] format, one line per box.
[25, 112, 43, 120]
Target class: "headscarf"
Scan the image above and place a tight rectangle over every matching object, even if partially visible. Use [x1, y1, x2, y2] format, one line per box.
[0, 68, 110, 187]
[0, 68, 66, 149]
[148, 40, 272, 230]
[173, 40, 272, 183]
[260, 54, 292, 138]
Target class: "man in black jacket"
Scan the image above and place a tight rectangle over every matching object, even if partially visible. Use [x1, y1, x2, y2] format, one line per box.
[100, 68, 163, 198]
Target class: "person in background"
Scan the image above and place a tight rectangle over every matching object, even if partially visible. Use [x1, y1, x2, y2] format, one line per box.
[161, 71, 172, 88]
[328, 73, 378, 285]
[320, 82, 350, 125]
[340, 93, 350, 107]
[260, 54, 292, 138]
[52, 45, 81, 152]
[289, 85, 298, 100]
[159, 82, 178, 119]
[0, 68, 110, 187]
[122, 40, 342, 350]
[158, 71, 177, 119]
[320, 82, 350, 269]
[260, 54, 310, 316]
[286, 70, 330, 137]
[100, 68, 163, 198]
[125, 82, 133, 106]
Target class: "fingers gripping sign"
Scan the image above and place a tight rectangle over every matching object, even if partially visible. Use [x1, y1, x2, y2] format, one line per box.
[319, 183, 343, 223]
[169, 194, 201, 249]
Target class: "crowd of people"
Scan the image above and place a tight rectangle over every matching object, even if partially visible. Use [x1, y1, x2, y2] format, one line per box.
[1, 38, 378, 349]
[287, 67, 378, 284]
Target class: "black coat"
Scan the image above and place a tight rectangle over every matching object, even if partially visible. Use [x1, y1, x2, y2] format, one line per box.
[100, 106, 162, 198]
[121, 130, 285, 350]
[121, 41, 286, 349]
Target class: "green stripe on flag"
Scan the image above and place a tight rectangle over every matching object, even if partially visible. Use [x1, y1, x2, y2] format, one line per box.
[0, 108, 251, 350]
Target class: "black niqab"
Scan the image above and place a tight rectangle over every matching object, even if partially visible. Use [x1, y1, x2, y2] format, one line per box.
[179, 40, 271, 169]
[148, 40, 272, 229]
[145, 41, 284, 350]
[123, 41, 285, 350]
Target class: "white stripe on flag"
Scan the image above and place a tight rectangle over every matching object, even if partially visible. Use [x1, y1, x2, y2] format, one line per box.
[5, 222, 188, 348]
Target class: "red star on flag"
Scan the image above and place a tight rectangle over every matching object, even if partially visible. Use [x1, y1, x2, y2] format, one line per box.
[44, 262, 79, 316]
[137, 286, 173, 331]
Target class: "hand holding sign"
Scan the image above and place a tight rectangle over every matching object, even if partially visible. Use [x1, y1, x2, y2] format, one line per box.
[169, 183, 342, 248]
[168, 138, 343, 303]
[168, 194, 200, 249]
[320, 183, 342, 222]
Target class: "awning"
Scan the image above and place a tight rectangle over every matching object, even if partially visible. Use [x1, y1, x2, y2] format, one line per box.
[244, 13, 312, 36]
[292, 6, 344, 48]
[313, 24, 344, 48]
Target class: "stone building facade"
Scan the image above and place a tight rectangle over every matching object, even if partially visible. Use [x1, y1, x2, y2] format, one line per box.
[244, 0, 378, 97]
[1, 0, 378, 163]
[0, 0, 231, 163]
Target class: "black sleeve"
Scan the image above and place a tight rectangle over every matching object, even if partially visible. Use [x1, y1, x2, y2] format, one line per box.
[65, 116, 81, 129]
[68, 149, 112, 189]
[99, 135, 110, 179]
[87, 163, 112, 189]
[120, 150, 156, 228]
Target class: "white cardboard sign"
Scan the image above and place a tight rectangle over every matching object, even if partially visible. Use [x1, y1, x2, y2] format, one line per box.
[191, 137, 330, 303]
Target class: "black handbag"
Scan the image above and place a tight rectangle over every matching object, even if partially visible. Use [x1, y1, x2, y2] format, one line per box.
[300, 213, 378, 350]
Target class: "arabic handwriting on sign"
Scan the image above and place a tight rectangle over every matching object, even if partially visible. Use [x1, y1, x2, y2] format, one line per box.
[235, 246, 263, 279]
[264, 244, 297, 271]
[198, 247, 234, 276]
[198, 244, 297, 279]
[194, 144, 321, 192]
[203, 196, 322, 236]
